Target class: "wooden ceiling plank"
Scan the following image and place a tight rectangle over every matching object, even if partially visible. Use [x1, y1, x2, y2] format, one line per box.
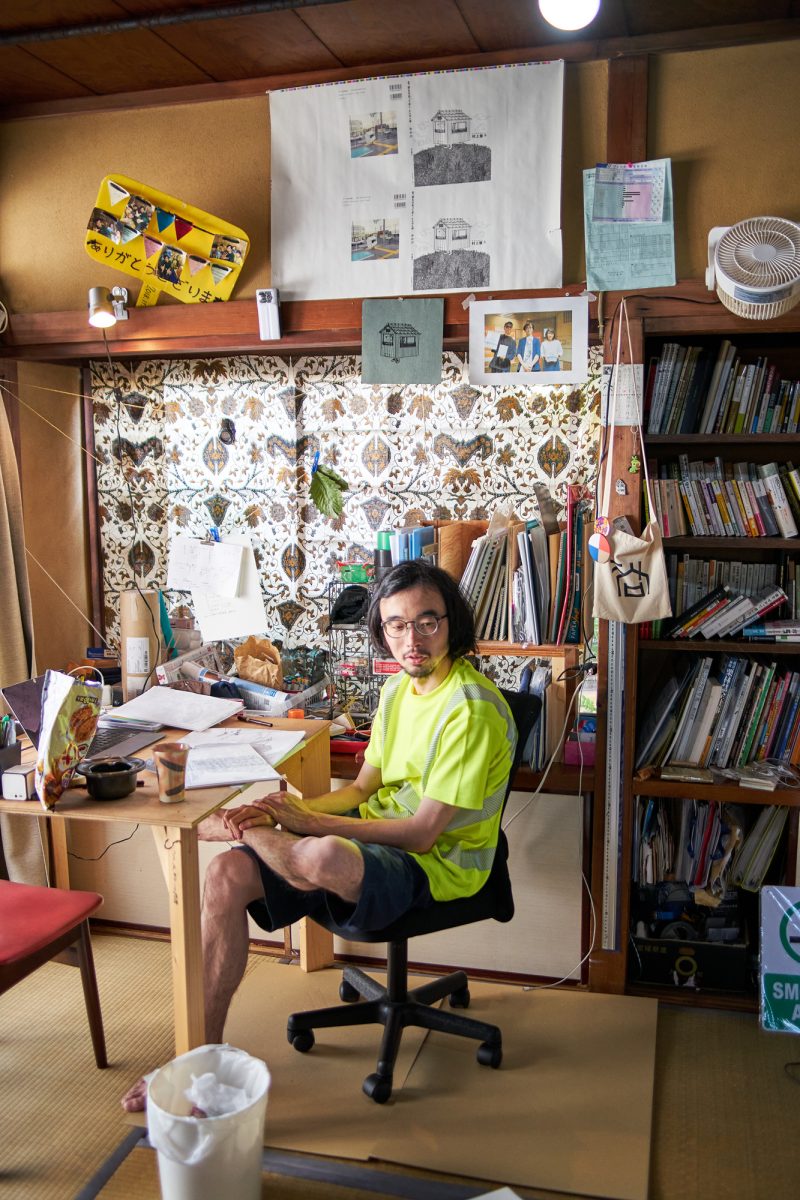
[23, 26, 215, 92]
[149, 10, 343, 80]
[0, 46, 96, 101]
[297, 0, 480, 67]
[1, 0, 134, 35]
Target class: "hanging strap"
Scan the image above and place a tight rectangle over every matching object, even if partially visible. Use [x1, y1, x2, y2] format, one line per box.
[598, 298, 656, 523]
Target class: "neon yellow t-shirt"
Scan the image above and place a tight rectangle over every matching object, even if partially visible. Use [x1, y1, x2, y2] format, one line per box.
[362, 658, 516, 901]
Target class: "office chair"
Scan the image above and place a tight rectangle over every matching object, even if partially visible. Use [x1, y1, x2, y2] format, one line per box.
[287, 687, 540, 1103]
[0, 880, 108, 1068]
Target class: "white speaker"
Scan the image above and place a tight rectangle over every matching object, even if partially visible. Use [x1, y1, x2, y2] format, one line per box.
[256, 288, 281, 340]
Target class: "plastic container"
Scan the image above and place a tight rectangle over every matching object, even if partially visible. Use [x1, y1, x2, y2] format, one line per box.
[146, 1043, 270, 1200]
[336, 560, 374, 583]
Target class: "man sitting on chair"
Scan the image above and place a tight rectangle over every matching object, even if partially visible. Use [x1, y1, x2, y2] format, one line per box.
[122, 560, 515, 1111]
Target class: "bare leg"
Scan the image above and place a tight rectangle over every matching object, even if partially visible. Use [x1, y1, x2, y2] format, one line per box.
[244, 829, 366, 903]
[201, 848, 265, 1043]
[121, 849, 265, 1113]
[121, 831, 365, 1112]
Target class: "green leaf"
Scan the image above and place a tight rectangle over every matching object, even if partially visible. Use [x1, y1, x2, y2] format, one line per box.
[309, 463, 350, 517]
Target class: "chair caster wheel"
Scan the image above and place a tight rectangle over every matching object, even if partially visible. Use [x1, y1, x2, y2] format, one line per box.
[339, 979, 361, 1002]
[363, 1073, 393, 1103]
[449, 986, 470, 1009]
[477, 1041, 502, 1068]
[290, 1030, 315, 1053]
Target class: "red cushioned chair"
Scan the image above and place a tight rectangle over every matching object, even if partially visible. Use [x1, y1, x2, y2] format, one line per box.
[0, 880, 108, 1068]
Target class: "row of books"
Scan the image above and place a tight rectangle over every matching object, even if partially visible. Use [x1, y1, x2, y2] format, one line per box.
[634, 797, 789, 893]
[641, 552, 797, 641]
[647, 457, 800, 540]
[662, 584, 787, 642]
[458, 488, 593, 646]
[645, 339, 800, 436]
[636, 653, 800, 772]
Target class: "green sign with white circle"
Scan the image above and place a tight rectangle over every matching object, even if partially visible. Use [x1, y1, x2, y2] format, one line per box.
[760, 888, 800, 1034]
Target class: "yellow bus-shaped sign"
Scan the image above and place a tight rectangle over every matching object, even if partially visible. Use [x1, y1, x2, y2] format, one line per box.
[85, 174, 249, 305]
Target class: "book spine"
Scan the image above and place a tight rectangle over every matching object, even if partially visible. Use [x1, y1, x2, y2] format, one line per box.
[757, 464, 799, 538]
[737, 663, 777, 765]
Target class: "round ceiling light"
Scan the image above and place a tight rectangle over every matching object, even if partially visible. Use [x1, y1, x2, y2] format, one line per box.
[538, 0, 601, 32]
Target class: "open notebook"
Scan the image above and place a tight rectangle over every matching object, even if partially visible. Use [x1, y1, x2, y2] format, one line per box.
[179, 727, 306, 789]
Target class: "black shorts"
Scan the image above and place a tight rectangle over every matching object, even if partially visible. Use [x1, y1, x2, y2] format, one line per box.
[236, 839, 433, 936]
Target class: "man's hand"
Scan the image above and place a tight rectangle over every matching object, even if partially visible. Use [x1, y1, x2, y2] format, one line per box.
[253, 793, 320, 836]
[220, 803, 277, 839]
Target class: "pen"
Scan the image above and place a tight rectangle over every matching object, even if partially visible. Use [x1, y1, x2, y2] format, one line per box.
[237, 712, 273, 728]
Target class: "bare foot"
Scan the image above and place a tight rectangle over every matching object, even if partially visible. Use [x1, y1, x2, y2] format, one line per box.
[121, 1076, 148, 1112]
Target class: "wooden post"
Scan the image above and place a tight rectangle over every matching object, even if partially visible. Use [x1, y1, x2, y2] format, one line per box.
[588, 56, 650, 994]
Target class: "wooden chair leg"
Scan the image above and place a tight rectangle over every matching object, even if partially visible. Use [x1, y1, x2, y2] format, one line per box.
[76, 921, 108, 1069]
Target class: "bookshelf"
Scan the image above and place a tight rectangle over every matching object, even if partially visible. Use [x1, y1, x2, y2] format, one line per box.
[611, 296, 800, 1009]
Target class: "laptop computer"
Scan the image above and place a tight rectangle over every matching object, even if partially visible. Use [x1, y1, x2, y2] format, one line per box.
[1, 675, 164, 760]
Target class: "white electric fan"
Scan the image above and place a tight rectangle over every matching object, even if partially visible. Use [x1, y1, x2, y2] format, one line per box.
[706, 216, 800, 320]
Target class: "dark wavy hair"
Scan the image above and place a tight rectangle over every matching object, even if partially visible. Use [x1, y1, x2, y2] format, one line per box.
[367, 560, 476, 658]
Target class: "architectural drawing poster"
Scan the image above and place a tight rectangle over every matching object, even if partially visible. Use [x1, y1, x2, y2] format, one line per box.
[269, 60, 564, 300]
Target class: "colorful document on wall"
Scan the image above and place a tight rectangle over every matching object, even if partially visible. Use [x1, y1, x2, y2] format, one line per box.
[583, 158, 676, 292]
[270, 60, 564, 300]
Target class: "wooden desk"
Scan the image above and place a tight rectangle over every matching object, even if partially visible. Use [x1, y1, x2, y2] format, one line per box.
[1, 716, 332, 1055]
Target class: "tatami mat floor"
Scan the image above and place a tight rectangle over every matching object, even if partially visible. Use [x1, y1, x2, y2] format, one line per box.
[1, 933, 798, 1200]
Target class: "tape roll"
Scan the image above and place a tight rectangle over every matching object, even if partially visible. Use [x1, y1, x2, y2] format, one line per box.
[660, 921, 695, 941]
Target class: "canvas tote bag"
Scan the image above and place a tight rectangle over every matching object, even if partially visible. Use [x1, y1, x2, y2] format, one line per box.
[592, 300, 672, 624]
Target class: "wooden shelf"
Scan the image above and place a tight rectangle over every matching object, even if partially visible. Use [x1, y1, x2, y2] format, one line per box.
[475, 641, 581, 659]
[632, 776, 800, 807]
[648, 434, 800, 445]
[662, 536, 798, 550]
[0, 285, 591, 362]
[640, 639, 800, 654]
[625, 982, 757, 1011]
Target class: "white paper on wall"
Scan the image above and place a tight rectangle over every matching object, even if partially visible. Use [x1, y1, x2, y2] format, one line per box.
[270, 60, 564, 300]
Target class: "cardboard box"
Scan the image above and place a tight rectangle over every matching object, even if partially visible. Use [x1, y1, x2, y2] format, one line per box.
[630, 935, 754, 993]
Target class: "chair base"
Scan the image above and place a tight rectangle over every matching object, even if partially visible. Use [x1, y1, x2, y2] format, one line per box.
[287, 945, 502, 1103]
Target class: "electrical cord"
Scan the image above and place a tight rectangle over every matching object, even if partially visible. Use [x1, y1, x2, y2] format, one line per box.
[68, 824, 141, 861]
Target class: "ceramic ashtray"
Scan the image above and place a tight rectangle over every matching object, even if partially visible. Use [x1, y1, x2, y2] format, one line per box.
[79, 756, 145, 800]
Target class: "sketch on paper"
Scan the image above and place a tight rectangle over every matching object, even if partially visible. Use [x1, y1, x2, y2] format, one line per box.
[413, 216, 489, 290]
[351, 219, 400, 262]
[413, 109, 491, 187]
[270, 59, 564, 299]
[349, 111, 398, 158]
[379, 322, 420, 363]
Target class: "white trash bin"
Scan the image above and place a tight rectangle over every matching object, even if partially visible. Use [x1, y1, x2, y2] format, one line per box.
[146, 1043, 270, 1200]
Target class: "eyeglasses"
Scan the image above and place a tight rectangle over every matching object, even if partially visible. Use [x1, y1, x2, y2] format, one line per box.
[381, 614, 447, 639]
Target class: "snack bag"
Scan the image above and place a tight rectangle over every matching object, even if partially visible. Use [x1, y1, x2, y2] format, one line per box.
[34, 670, 102, 810]
[233, 636, 283, 688]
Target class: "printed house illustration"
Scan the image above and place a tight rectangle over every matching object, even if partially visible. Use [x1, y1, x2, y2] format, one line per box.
[380, 322, 421, 362]
[433, 217, 472, 251]
[432, 109, 471, 145]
